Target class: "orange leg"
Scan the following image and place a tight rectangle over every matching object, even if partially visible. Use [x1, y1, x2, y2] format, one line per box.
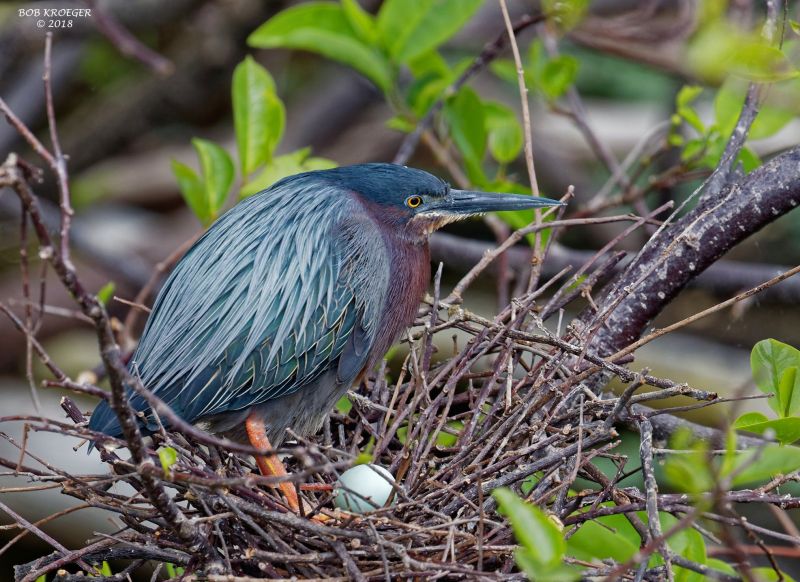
[245, 415, 300, 513]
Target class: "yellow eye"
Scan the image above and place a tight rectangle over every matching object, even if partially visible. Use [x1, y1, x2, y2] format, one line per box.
[406, 195, 422, 208]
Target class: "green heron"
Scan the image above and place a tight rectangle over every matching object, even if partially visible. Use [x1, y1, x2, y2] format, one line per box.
[89, 163, 562, 512]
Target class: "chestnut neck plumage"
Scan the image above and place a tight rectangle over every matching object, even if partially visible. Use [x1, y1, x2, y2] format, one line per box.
[359, 200, 432, 366]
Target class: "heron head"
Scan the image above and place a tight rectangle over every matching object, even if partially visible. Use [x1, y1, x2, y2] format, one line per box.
[321, 163, 564, 241]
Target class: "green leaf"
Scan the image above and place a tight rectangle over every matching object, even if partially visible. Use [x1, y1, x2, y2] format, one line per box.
[733, 44, 800, 82]
[378, 0, 484, 64]
[35, 576, 47, 582]
[484, 102, 523, 164]
[668, 133, 684, 146]
[240, 148, 336, 198]
[706, 559, 737, 576]
[341, 0, 378, 45]
[678, 105, 705, 134]
[751, 567, 796, 582]
[542, 0, 589, 31]
[407, 74, 450, 116]
[396, 424, 408, 444]
[662, 429, 714, 493]
[715, 78, 794, 140]
[733, 412, 800, 445]
[732, 444, 800, 486]
[335, 395, 352, 414]
[232, 56, 285, 176]
[171, 160, 208, 224]
[673, 85, 705, 134]
[407, 50, 450, 79]
[444, 87, 486, 168]
[490, 59, 518, 84]
[737, 146, 761, 173]
[677, 85, 703, 108]
[96, 281, 115, 306]
[249, 2, 392, 92]
[515, 548, 580, 581]
[567, 516, 639, 563]
[386, 115, 415, 132]
[157, 446, 178, 477]
[354, 436, 375, 465]
[733, 411, 771, 428]
[668, 523, 706, 582]
[493, 487, 565, 569]
[434, 420, 463, 447]
[539, 55, 579, 101]
[688, 23, 799, 83]
[778, 367, 799, 417]
[165, 564, 185, 578]
[720, 426, 738, 477]
[681, 136, 706, 162]
[192, 138, 234, 223]
[751, 339, 800, 417]
[791, 20, 800, 37]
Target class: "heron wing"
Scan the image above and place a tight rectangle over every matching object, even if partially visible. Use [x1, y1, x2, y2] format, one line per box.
[99, 182, 389, 433]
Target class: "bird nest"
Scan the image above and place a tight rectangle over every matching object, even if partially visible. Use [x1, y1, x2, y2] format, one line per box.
[8, 281, 736, 582]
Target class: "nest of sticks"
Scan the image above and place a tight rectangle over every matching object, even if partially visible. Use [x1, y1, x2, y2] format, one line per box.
[8, 265, 777, 582]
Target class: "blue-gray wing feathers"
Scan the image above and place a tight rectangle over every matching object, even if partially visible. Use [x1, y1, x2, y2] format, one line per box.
[89, 179, 389, 437]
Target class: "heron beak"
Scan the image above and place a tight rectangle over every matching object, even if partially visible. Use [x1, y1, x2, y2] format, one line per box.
[443, 189, 565, 216]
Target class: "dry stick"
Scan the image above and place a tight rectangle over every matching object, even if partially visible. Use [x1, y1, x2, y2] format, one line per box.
[43, 33, 74, 272]
[18, 206, 42, 413]
[608, 263, 800, 363]
[498, 0, 539, 198]
[444, 211, 640, 303]
[0, 100, 55, 168]
[0, 499, 93, 573]
[86, 0, 174, 75]
[0, 303, 108, 400]
[542, 202, 673, 322]
[639, 418, 673, 581]
[0, 158, 204, 551]
[0, 504, 91, 558]
[497, 0, 547, 297]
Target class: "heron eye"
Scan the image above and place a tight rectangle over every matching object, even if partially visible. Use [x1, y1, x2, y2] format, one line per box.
[406, 195, 423, 208]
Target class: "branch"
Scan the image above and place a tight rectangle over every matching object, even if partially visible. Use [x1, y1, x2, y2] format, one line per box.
[0, 156, 205, 552]
[584, 146, 800, 363]
[430, 232, 800, 304]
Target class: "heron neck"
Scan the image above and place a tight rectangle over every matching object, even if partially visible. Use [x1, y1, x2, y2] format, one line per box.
[371, 231, 431, 364]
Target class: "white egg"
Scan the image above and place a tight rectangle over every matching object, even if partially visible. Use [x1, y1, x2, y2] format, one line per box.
[334, 464, 396, 513]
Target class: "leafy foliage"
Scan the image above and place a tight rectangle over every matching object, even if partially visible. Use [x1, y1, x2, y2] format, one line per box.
[730, 339, 800, 444]
[248, 2, 392, 92]
[157, 445, 178, 477]
[171, 138, 234, 226]
[232, 56, 285, 177]
[96, 281, 115, 306]
[663, 425, 800, 491]
[173, 57, 333, 224]
[246, 0, 570, 239]
[494, 488, 578, 581]
[687, 23, 799, 83]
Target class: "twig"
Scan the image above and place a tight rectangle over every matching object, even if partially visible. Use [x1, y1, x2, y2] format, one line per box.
[85, 0, 175, 75]
[43, 33, 74, 272]
[498, 0, 539, 197]
[609, 263, 800, 362]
